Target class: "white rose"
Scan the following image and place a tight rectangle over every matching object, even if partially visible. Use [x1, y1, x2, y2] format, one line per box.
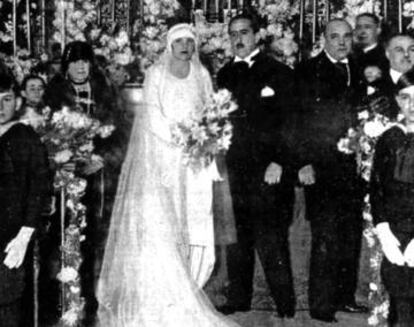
[57, 267, 78, 283]
[62, 308, 78, 326]
[358, 110, 370, 120]
[54, 149, 73, 164]
[363, 121, 386, 138]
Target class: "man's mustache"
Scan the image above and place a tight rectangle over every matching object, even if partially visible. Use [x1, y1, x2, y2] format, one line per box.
[236, 43, 244, 49]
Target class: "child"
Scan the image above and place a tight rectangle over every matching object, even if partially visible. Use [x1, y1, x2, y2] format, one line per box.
[0, 72, 50, 327]
[19, 74, 46, 129]
[371, 69, 414, 327]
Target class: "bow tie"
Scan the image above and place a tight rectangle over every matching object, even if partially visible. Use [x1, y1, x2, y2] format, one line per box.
[233, 52, 259, 68]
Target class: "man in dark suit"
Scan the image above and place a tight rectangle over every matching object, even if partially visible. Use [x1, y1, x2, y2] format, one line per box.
[216, 12, 296, 318]
[295, 19, 366, 322]
[353, 13, 389, 75]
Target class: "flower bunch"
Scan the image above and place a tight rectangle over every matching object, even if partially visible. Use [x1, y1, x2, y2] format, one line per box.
[139, 0, 180, 71]
[35, 105, 114, 327]
[403, 0, 414, 30]
[1, 49, 38, 84]
[337, 108, 396, 182]
[335, 0, 382, 24]
[171, 89, 237, 171]
[253, 0, 299, 68]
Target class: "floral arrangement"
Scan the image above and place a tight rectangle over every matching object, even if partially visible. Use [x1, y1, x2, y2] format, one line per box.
[139, 0, 180, 71]
[52, 0, 137, 86]
[171, 89, 237, 171]
[0, 48, 38, 83]
[335, 0, 382, 23]
[34, 106, 114, 326]
[337, 104, 401, 326]
[195, 10, 233, 74]
[403, 0, 414, 30]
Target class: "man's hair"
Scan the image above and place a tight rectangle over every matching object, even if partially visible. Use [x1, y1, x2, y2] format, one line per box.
[385, 33, 414, 49]
[0, 73, 18, 94]
[356, 13, 380, 26]
[324, 18, 352, 36]
[228, 12, 260, 34]
[20, 74, 46, 91]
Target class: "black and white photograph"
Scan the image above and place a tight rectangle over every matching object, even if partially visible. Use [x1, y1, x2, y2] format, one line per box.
[0, 0, 414, 326]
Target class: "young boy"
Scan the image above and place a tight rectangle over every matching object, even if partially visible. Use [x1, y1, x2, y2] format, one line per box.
[371, 69, 414, 327]
[0, 72, 50, 327]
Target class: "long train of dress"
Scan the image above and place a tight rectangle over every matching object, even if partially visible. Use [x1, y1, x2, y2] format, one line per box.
[96, 65, 241, 327]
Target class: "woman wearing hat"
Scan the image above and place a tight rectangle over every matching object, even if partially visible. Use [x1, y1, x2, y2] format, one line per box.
[96, 23, 240, 327]
[371, 69, 414, 326]
[42, 41, 128, 324]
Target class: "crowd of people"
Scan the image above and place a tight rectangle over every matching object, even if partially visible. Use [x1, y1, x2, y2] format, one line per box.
[1, 9, 414, 327]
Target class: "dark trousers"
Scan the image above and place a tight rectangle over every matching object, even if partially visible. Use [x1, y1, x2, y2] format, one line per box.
[389, 297, 414, 327]
[225, 161, 295, 314]
[305, 184, 363, 316]
[0, 300, 22, 327]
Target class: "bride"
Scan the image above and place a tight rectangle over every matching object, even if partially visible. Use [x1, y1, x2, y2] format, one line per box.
[96, 23, 241, 327]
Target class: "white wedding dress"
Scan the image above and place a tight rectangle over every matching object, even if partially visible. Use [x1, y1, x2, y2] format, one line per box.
[96, 62, 241, 327]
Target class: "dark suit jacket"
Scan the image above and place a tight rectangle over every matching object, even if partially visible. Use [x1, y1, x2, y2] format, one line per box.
[217, 51, 296, 181]
[353, 44, 390, 77]
[294, 51, 361, 195]
[0, 123, 50, 304]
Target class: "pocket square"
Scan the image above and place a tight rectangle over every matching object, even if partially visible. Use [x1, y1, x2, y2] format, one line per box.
[260, 86, 275, 97]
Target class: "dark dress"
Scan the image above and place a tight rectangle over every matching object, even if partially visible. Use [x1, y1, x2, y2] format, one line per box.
[294, 51, 364, 317]
[43, 69, 129, 321]
[0, 123, 49, 327]
[216, 51, 296, 315]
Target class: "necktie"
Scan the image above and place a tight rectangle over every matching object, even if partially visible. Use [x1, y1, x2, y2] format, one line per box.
[335, 61, 350, 86]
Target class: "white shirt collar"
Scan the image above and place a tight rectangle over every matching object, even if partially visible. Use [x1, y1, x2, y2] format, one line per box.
[324, 50, 349, 64]
[234, 48, 260, 67]
[390, 68, 403, 84]
[363, 43, 378, 53]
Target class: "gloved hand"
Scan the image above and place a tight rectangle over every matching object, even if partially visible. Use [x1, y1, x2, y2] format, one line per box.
[404, 239, 414, 267]
[376, 222, 405, 266]
[3, 227, 34, 269]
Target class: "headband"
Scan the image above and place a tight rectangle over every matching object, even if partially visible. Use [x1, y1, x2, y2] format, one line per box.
[166, 24, 197, 52]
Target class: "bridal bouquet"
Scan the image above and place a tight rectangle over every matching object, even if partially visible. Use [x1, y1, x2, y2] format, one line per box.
[171, 89, 237, 171]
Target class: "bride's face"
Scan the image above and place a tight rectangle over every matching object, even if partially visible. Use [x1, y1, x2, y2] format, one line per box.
[171, 37, 195, 62]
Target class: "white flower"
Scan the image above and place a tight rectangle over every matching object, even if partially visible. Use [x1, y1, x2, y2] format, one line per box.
[337, 138, 353, 154]
[368, 315, 379, 326]
[363, 120, 386, 138]
[70, 286, 81, 294]
[57, 267, 78, 283]
[54, 149, 73, 164]
[369, 282, 378, 291]
[79, 142, 94, 153]
[62, 308, 79, 326]
[97, 125, 115, 138]
[358, 110, 370, 120]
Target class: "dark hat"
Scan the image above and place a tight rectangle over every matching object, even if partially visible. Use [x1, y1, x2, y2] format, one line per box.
[61, 41, 95, 73]
[396, 69, 414, 92]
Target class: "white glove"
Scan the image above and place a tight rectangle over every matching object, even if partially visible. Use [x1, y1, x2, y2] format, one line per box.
[209, 158, 223, 182]
[3, 227, 34, 269]
[376, 222, 405, 266]
[404, 239, 414, 267]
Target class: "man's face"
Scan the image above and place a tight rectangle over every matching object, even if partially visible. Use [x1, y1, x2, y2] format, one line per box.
[396, 85, 414, 123]
[386, 36, 414, 73]
[324, 20, 353, 61]
[229, 18, 257, 59]
[22, 78, 44, 105]
[171, 37, 195, 62]
[0, 90, 17, 125]
[354, 16, 380, 48]
[67, 60, 90, 83]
